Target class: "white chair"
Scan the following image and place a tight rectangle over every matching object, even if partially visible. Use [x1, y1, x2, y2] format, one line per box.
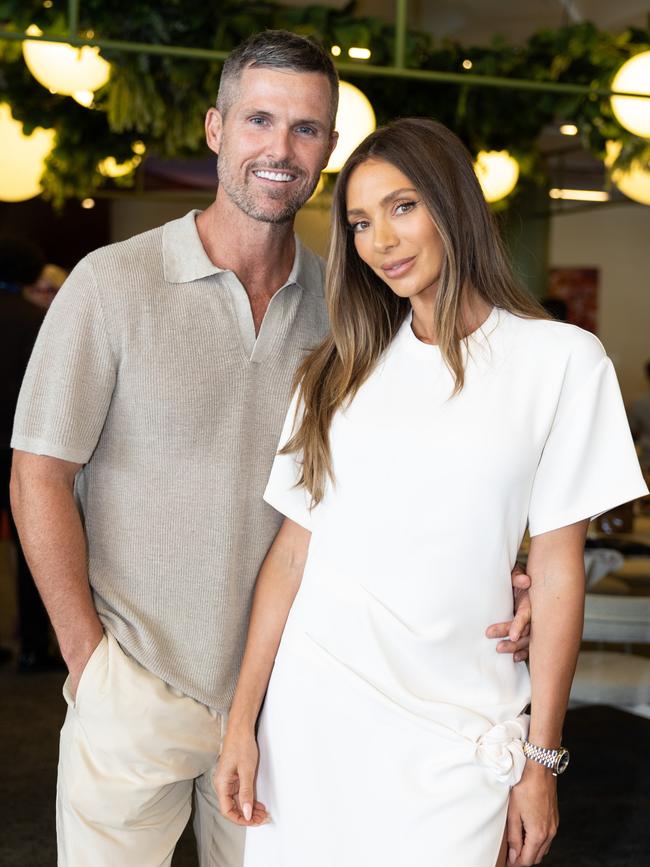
[570, 593, 650, 718]
[583, 548, 624, 590]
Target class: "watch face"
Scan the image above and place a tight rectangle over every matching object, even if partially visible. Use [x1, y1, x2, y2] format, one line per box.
[556, 749, 570, 775]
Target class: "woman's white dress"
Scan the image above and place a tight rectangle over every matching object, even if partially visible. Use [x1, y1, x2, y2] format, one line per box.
[243, 309, 647, 867]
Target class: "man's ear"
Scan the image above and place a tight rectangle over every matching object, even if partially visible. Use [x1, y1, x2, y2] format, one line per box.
[322, 129, 339, 170]
[205, 107, 224, 156]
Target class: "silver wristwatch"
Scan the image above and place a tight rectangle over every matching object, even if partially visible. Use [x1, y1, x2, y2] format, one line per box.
[522, 740, 570, 776]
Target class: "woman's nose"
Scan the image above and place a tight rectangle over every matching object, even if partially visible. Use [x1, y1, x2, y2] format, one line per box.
[373, 221, 398, 252]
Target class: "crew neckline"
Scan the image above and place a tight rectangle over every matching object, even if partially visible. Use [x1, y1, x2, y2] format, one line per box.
[400, 305, 500, 354]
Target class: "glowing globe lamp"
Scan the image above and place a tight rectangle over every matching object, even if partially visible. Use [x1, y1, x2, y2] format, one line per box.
[324, 81, 376, 173]
[23, 24, 111, 97]
[73, 90, 95, 108]
[610, 51, 650, 139]
[0, 103, 56, 202]
[474, 150, 520, 203]
[605, 140, 650, 206]
[97, 156, 142, 178]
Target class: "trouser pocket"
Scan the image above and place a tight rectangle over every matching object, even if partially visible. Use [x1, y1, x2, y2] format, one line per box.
[62, 633, 108, 711]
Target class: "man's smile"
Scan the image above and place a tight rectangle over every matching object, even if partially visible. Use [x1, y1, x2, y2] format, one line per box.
[253, 169, 298, 183]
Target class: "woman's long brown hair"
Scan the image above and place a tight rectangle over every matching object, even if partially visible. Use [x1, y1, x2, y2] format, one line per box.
[284, 118, 547, 505]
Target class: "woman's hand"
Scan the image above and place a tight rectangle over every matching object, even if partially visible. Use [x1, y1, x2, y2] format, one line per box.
[213, 732, 270, 827]
[506, 762, 559, 865]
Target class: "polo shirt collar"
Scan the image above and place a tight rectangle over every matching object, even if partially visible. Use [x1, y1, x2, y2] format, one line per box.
[163, 210, 224, 283]
[163, 209, 310, 291]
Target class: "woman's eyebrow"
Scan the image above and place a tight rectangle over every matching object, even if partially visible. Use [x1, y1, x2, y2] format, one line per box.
[379, 187, 418, 205]
[347, 187, 418, 218]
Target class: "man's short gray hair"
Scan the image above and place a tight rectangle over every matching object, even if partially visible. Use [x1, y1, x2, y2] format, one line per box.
[217, 30, 339, 128]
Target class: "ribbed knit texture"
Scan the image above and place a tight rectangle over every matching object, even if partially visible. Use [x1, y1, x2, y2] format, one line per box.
[12, 212, 328, 709]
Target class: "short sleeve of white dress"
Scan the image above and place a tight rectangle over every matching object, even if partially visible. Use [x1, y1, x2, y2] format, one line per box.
[263, 391, 313, 531]
[528, 332, 648, 537]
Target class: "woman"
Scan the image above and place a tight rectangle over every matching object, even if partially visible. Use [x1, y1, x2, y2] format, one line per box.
[215, 119, 647, 866]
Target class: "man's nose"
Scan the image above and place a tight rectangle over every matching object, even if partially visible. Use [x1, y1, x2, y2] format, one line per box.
[266, 126, 294, 163]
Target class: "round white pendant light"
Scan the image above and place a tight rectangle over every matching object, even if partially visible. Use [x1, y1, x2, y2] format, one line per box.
[0, 102, 56, 202]
[605, 140, 650, 205]
[474, 150, 520, 202]
[97, 155, 142, 178]
[610, 51, 650, 139]
[22, 24, 111, 97]
[324, 81, 376, 173]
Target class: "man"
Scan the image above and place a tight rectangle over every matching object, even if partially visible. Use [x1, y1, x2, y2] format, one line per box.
[10, 31, 530, 867]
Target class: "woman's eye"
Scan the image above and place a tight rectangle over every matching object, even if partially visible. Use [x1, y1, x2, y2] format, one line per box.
[395, 201, 417, 215]
[350, 221, 369, 233]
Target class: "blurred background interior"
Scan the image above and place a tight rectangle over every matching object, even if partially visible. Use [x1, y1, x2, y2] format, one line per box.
[1, 1, 649, 865]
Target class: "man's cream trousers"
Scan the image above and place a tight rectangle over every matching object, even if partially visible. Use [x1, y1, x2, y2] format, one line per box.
[56, 632, 245, 866]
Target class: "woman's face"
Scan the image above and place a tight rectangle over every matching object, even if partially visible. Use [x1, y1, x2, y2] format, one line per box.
[345, 158, 445, 303]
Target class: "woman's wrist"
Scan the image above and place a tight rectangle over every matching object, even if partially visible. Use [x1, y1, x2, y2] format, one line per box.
[522, 757, 555, 777]
[526, 722, 563, 751]
[225, 708, 258, 736]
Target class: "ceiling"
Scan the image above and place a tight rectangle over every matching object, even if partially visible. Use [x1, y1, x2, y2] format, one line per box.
[278, 0, 650, 208]
[286, 0, 649, 44]
[144, 1, 649, 207]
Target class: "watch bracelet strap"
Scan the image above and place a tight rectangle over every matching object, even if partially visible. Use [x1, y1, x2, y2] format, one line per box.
[522, 739, 562, 770]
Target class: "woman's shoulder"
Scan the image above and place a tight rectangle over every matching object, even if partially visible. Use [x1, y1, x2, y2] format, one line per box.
[497, 309, 607, 373]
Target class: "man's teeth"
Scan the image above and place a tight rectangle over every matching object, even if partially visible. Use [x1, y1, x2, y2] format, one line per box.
[254, 170, 295, 182]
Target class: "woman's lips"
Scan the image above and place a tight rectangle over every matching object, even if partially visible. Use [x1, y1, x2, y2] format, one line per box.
[381, 256, 415, 278]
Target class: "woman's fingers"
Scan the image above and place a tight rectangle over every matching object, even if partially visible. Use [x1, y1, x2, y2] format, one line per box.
[506, 807, 523, 865]
[213, 765, 242, 822]
[517, 822, 557, 865]
[213, 761, 270, 827]
[238, 763, 256, 821]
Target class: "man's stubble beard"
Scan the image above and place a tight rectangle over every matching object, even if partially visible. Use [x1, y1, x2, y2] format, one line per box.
[216, 154, 321, 225]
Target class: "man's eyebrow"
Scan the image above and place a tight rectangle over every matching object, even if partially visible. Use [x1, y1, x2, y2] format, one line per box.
[347, 188, 418, 218]
[300, 118, 327, 130]
[245, 109, 326, 131]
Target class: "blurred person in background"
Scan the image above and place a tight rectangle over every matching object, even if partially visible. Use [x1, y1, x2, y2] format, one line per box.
[23, 262, 68, 311]
[0, 235, 63, 671]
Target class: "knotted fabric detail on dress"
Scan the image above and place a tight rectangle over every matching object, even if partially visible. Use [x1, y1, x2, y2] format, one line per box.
[474, 714, 529, 786]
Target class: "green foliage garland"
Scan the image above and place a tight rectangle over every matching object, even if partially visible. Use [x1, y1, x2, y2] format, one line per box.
[0, 1, 648, 205]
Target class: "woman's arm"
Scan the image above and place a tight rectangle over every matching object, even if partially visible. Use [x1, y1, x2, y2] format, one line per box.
[214, 516, 311, 826]
[507, 518, 588, 867]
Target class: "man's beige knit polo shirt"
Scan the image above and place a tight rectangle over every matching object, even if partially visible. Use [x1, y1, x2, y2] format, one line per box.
[12, 211, 329, 709]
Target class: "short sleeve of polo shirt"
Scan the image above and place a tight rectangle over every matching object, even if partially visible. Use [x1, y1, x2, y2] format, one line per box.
[11, 257, 117, 464]
[527, 334, 647, 537]
[263, 390, 314, 531]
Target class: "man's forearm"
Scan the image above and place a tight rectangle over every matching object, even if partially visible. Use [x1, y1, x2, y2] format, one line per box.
[10, 452, 103, 670]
